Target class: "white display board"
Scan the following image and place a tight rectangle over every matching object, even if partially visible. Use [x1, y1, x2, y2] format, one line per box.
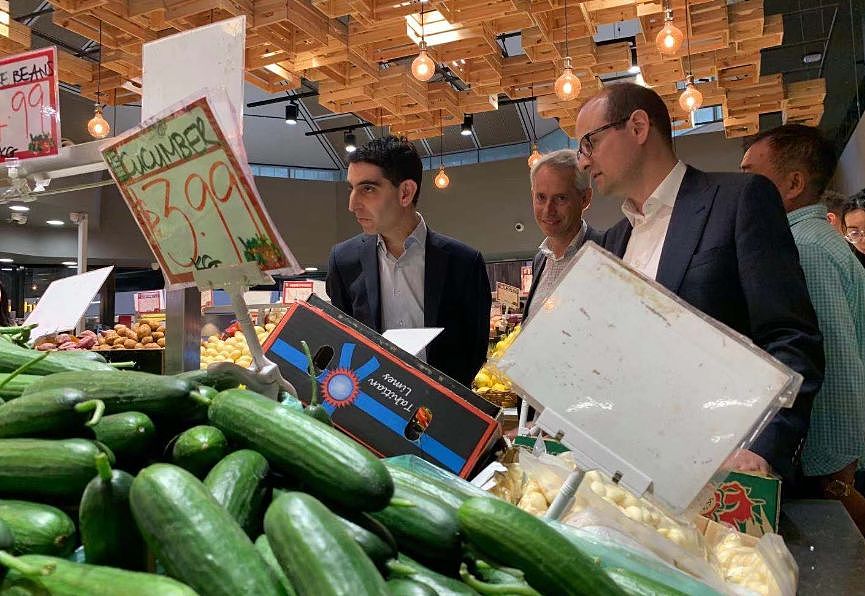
[141, 15, 246, 134]
[25, 266, 114, 337]
[496, 244, 801, 514]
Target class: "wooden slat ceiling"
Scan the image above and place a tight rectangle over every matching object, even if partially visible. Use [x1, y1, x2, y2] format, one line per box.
[3, 0, 825, 140]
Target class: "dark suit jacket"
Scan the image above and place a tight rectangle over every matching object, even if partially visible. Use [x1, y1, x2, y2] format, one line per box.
[326, 229, 492, 387]
[523, 224, 606, 317]
[604, 166, 824, 483]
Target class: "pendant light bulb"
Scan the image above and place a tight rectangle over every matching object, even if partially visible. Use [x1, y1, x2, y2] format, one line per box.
[655, 9, 684, 55]
[527, 144, 542, 168]
[678, 75, 703, 113]
[87, 104, 110, 139]
[411, 41, 436, 82]
[554, 57, 581, 101]
[434, 164, 450, 189]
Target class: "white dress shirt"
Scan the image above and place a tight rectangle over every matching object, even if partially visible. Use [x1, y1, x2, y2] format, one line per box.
[378, 213, 427, 359]
[526, 220, 587, 320]
[622, 161, 687, 280]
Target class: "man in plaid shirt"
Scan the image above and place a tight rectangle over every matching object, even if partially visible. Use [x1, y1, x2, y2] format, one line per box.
[742, 124, 865, 535]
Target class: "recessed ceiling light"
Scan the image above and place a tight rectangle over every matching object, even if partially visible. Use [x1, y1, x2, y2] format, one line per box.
[802, 52, 822, 64]
[0, 258, 12, 263]
[46, 220, 64, 226]
[304, 267, 319, 272]
[62, 261, 77, 266]
[8, 205, 29, 212]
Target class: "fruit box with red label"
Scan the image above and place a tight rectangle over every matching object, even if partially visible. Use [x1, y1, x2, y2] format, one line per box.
[262, 295, 502, 479]
[700, 471, 781, 537]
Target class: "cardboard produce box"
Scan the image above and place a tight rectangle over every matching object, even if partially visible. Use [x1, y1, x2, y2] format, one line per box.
[263, 295, 501, 478]
[700, 471, 781, 537]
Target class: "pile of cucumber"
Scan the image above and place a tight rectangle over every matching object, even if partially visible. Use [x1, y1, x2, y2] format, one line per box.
[0, 338, 660, 595]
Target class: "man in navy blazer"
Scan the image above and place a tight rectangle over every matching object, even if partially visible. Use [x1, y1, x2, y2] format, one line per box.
[523, 149, 605, 319]
[326, 136, 491, 387]
[575, 83, 824, 484]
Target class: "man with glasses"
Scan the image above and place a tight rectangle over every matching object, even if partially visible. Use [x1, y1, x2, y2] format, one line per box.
[523, 150, 604, 319]
[741, 125, 865, 533]
[843, 192, 865, 268]
[575, 83, 824, 486]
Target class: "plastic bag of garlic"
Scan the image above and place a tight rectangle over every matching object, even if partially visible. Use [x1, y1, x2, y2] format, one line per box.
[487, 445, 796, 596]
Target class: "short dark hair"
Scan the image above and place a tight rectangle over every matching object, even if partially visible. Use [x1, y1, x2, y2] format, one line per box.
[748, 124, 837, 197]
[348, 135, 423, 205]
[842, 189, 865, 221]
[821, 190, 848, 216]
[595, 82, 673, 148]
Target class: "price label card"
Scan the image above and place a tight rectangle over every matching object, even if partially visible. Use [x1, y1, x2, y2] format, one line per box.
[495, 282, 521, 310]
[134, 290, 165, 314]
[101, 94, 300, 288]
[0, 47, 60, 163]
[282, 280, 314, 303]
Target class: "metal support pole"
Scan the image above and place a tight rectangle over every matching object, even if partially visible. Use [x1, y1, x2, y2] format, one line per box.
[164, 287, 201, 374]
[72, 211, 88, 334]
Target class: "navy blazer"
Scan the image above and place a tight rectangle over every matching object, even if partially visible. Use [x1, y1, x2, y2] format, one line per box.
[604, 166, 824, 483]
[523, 225, 606, 317]
[326, 229, 492, 387]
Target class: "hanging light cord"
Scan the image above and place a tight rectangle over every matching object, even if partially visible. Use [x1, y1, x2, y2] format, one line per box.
[439, 109, 444, 167]
[563, 0, 569, 58]
[96, 21, 102, 102]
[529, 84, 537, 143]
[420, 1, 425, 44]
[685, 0, 692, 76]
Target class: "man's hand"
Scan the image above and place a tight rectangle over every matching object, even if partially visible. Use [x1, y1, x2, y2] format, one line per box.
[722, 448, 771, 475]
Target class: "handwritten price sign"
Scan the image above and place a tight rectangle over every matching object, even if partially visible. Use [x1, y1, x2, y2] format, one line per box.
[101, 96, 299, 288]
[0, 47, 60, 163]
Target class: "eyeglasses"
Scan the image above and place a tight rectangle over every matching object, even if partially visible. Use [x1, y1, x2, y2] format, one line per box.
[577, 116, 630, 158]
[845, 229, 865, 244]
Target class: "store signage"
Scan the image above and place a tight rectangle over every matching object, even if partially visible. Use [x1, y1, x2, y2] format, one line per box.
[521, 265, 532, 294]
[263, 296, 500, 478]
[134, 290, 164, 314]
[200, 289, 214, 308]
[101, 95, 299, 289]
[0, 47, 60, 163]
[282, 280, 314, 303]
[495, 282, 521, 310]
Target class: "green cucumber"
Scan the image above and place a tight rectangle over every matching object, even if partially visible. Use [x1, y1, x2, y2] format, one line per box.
[264, 492, 388, 596]
[204, 449, 270, 536]
[605, 568, 689, 596]
[384, 462, 485, 509]
[171, 425, 228, 478]
[130, 463, 285, 596]
[0, 501, 76, 557]
[0, 388, 104, 438]
[254, 535, 297, 596]
[369, 483, 461, 572]
[387, 578, 438, 596]
[0, 373, 40, 401]
[0, 519, 10, 581]
[0, 439, 115, 500]
[79, 454, 146, 570]
[206, 388, 393, 511]
[0, 552, 197, 595]
[51, 349, 108, 363]
[22, 371, 198, 418]
[0, 341, 115, 375]
[388, 555, 480, 596]
[334, 513, 398, 570]
[91, 411, 156, 461]
[457, 497, 624, 596]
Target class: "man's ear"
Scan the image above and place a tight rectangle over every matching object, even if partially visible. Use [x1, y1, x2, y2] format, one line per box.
[581, 187, 593, 212]
[399, 180, 418, 206]
[788, 170, 807, 200]
[631, 109, 651, 144]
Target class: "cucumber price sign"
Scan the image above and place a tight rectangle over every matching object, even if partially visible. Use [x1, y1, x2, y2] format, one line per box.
[0, 47, 60, 163]
[101, 95, 300, 288]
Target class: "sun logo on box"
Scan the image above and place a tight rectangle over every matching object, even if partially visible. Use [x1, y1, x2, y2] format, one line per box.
[321, 368, 360, 408]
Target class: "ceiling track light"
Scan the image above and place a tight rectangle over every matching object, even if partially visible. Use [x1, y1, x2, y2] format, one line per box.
[344, 131, 357, 153]
[285, 102, 298, 125]
[460, 114, 473, 136]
